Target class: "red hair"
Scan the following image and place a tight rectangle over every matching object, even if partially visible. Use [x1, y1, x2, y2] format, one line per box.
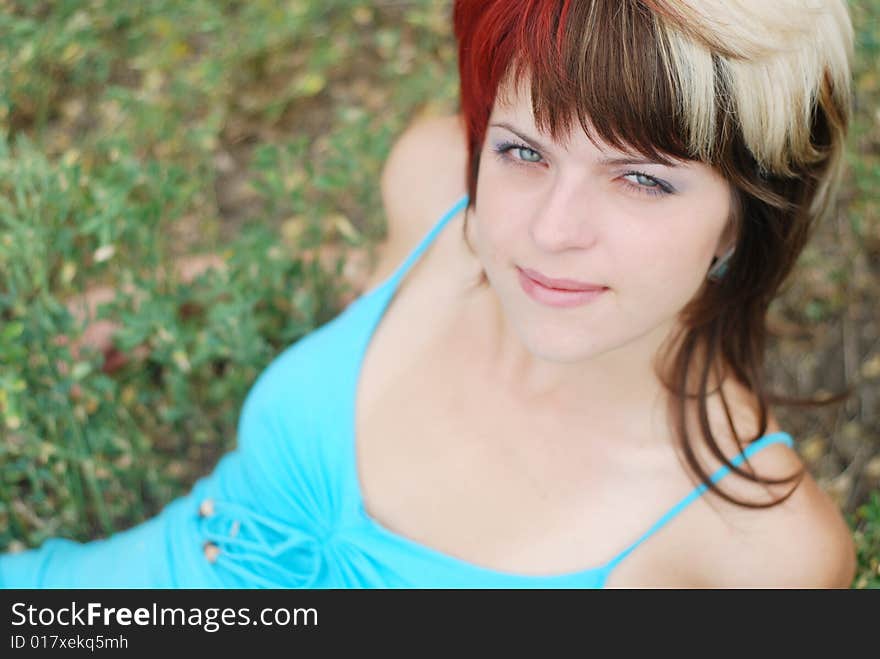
[454, 0, 689, 207]
[454, 0, 573, 201]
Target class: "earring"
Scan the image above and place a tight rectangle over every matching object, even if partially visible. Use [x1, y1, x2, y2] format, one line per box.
[707, 245, 735, 282]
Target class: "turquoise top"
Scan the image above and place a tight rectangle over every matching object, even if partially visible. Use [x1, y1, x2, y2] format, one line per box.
[0, 194, 794, 588]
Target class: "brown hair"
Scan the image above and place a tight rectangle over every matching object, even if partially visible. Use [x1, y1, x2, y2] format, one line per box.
[452, 0, 856, 508]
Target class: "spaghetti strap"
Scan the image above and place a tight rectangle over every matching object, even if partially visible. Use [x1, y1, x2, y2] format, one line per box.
[385, 194, 470, 290]
[604, 431, 796, 572]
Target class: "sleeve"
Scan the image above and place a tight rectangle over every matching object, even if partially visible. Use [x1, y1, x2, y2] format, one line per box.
[0, 340, 315, 589]
[0, 448, 256, 588]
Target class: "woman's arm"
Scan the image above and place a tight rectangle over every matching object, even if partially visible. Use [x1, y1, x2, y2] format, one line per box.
[0, 337, 317, 589]
[0, 455, 237, 588]
[364, 113, 468, 291]
[693, 445, 857, 589]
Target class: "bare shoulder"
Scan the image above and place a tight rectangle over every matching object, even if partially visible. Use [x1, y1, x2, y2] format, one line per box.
[693, 440, 856, 588]
[380, 112, 468, 228]
[365, 113, 468, 288]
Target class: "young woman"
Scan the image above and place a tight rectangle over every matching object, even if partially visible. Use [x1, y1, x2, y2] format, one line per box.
[1, 0, 857, 588]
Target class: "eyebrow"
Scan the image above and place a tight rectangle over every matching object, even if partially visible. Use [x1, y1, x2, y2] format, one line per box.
[489, 122, 681, 168]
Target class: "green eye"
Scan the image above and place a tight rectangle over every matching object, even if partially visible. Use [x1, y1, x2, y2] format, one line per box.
[621, 171, 674, 197]
[492, 141, 544, 167]
[516, 147, 541, 163]
[632, 173, 658, 187]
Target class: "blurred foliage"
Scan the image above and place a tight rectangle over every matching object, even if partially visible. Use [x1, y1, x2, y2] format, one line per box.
[0, 0, 877, 588]
[851, 492, 880, 588]
[0, 0, 458, 546]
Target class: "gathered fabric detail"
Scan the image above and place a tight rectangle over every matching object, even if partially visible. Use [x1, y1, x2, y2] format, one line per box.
[196, 498, 330, 588]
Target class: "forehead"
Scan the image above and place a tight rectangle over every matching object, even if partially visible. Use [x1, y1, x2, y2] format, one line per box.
[491, 76, 556, 131]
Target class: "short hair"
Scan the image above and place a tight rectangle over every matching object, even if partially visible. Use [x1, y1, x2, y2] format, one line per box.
[452, 0, 855, 508]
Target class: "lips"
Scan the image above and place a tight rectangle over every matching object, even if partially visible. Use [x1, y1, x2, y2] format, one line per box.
[517, 268, 607, 308]
[518, 267, 607, 292]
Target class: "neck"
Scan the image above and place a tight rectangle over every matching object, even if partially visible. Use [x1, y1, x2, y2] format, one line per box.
[457, 285, 676, 444]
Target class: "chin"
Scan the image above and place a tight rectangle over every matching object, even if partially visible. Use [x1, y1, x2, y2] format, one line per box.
[514, 320, 614, 364]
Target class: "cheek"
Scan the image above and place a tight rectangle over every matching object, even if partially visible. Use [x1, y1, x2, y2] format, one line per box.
[635, 230, 711, 271]
[619, 223, 719, 307]
[472, 177, 527, 261]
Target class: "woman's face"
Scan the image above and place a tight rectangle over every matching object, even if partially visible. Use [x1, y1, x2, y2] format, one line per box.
[470, 80, 735, 366]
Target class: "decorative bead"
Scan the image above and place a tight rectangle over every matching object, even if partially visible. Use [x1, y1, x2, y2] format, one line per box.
[203, 541, 220, 564]
[198, 499, 215, 518]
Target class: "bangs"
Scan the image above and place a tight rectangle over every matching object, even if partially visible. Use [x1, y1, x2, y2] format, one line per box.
[456, 0, 852, 179]
[475, 1, 701, 168]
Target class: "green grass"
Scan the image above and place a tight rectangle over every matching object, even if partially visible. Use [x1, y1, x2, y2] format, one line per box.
[0, 0, 459, 547]
[1, 0, 878, 588]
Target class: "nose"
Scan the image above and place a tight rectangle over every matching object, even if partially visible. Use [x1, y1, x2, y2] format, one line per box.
[528, 179, 602, 253]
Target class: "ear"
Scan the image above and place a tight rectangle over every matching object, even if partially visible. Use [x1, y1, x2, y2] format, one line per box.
[714, 223, 736, 260]
[714, 186, 740, 258]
